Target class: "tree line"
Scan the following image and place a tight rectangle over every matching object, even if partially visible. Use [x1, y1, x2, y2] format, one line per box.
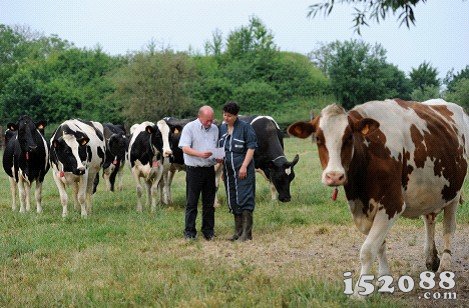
[1, 18, 468, 131]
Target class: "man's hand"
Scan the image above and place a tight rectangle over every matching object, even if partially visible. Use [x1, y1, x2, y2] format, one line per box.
[199, 151, 213, 159]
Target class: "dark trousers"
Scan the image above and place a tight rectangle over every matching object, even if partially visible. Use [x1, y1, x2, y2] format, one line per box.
[185, 166, 216, 238]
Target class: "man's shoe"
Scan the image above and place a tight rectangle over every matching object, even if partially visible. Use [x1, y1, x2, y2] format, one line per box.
[184, 235, 196, 241]
[203, 234, 214, 241]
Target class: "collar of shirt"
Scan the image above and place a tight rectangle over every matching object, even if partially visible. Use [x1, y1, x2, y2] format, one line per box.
[200, 124, 212, 131]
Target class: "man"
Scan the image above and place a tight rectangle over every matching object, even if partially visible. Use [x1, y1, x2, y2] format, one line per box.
[178, 106, 219, 240]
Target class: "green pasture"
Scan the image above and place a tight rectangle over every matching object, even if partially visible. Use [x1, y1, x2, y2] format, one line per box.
[0, 137, 467, 307]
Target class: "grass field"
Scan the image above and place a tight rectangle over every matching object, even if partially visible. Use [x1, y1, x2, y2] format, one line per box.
[0, 137, 467, 307]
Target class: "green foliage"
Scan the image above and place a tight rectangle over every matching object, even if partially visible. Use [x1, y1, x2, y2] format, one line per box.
[311, 40, 411, 109]
[445, 78, 469, 110]
[410, 85, 441, 102]
[232, 80, 280, 112]
[444, 65, 469, 92]
[308, 0, 428, 34]
[110, 50, 197, 125]
[0, 46, 122, 124]
[409, 61, 440, 91]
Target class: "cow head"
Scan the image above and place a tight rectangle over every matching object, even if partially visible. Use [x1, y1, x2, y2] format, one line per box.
[157, 119, 173, 159]
[8, 115, 46, 155]
[288, 104, 379, 187]
[52, 131, 90, 175]
[145, 124, 164, 159]
[108, 134, 127, 163]
[266, 154, 300, 202]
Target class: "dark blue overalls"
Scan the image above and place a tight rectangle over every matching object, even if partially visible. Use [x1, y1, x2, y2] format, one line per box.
[218, 119, 258, 215]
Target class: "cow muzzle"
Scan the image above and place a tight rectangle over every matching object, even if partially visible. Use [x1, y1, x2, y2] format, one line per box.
[279, 195, 291, 202]
[324, 171, 346, 186]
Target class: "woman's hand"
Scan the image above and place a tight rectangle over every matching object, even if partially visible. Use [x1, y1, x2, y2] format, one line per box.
[238, 165, 247, 179]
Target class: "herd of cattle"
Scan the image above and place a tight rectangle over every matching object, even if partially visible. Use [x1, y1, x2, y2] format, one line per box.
[3, 98, 468, 296]
[2, 115, 299, 217]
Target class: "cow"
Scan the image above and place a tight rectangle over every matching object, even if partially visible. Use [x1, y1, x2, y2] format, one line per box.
[101, 123, 128, 192]
[287, 99, 469, 296]
[127, 121, 165, 212]
[238, 115, 299, 202]
[157, 117, 193, 205]
[50, 119, 105, 217]
[2, 115, 50, 213]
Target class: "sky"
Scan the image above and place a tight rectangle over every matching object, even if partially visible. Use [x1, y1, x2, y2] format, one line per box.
[1, 0, 468, 80]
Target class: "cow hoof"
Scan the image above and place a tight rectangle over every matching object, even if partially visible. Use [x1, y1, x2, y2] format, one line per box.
[19, 208, 26, 214]
[426, 257, 440, 272]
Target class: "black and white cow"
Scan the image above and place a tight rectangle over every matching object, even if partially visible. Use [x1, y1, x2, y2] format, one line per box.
[2, 115, 50, 213]
[50, 119, 105, 217]
[102, 123, 128, 192]
[239, 115, 299, 202]
[158, 117, 192, 205]
[127, 121, 165, 212]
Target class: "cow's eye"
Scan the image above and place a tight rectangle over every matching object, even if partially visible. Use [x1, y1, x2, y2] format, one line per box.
[316, 136, 322, 145]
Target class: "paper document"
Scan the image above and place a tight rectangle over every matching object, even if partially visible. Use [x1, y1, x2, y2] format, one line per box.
[210, 147, 225, 159]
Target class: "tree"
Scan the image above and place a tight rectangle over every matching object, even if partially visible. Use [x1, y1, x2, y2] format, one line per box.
[110, 49, 197, 124]
[445, 78, 469, 110]
[310, 40, 411, 109]
[308, 0, 427, 34]
[0, 46, 121, 124]
[409, 61, 439, 90]
[444, 65, 469, 92]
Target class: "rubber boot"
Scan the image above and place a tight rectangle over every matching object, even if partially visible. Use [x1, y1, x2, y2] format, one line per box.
[230, 214, 243, 241]
[238, 210, 253, 242]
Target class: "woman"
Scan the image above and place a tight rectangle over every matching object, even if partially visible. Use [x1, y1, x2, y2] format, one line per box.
[218, 101, 257, 241]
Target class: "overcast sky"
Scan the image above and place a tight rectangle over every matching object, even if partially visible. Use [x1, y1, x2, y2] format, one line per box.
[1, 0, 468, 80]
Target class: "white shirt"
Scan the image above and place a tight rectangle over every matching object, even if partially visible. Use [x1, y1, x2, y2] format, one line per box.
[178, 119, 218, 167]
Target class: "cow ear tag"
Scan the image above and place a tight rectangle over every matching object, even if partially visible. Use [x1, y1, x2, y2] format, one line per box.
[37, 124, 44, 130]
[81, 139, 87, 146]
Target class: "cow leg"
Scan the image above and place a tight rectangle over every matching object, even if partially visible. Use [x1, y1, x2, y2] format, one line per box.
[52, 172, 69, 217]
[165, 169, 176, 205]
[438, 198, 458, 273]
[9, 177, 17, 211]
[17, 177, 27, 213]
[77, 178, 88, 218]
[269, 182, 278, 201]
[145, 181, 151, 209]
[35, 181, 43, 213]
[158, 172, 167, 205]
[24, 180, 32, 212]
[132, 168, 144, 212]
[73, 181, 80, 211]
[117, 167, 124, 191]
[354, 207, 400, 297]
[103, 171, 112, 191]
[423, 213, 439, 271]
[377, 240, 390, 277]
[150, 173, 163, 212]
[85, 171, 97, 215]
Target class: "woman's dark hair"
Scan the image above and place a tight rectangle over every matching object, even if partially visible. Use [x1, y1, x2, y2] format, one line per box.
[223, 101, 240, 115]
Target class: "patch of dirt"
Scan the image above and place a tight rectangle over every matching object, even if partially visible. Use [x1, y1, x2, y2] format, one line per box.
[185, 223, 468, 307]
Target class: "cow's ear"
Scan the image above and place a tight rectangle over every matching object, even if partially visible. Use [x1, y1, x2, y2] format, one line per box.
[36, 120, 47, 130]
[287, 119, 317, 139]
[7, 123, 17, 131]
[77, 137, 90, 146]
[52, 139, 60, 148]
[146, 125, 154, 134]
[352, 118, 380, 136]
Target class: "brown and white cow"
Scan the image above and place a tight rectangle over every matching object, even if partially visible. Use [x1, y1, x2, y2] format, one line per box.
[288, 99, 468, 296]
